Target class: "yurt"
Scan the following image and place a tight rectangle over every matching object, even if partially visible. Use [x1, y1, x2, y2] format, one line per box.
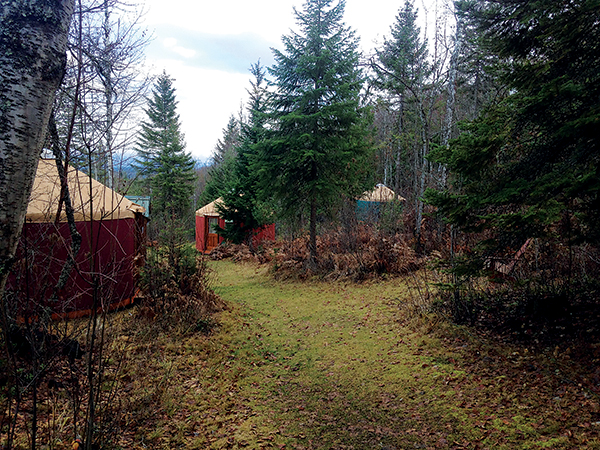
[356, 184, 404, 220]
[195, 198, 275, 253]
[6, 159, 148, 319]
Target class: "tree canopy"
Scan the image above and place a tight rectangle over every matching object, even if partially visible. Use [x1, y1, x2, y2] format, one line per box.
[259, 0, 374, 264]
[217, 62, 271, 247]
[135, 71, 196, 218]
[201, 114, 241, 206]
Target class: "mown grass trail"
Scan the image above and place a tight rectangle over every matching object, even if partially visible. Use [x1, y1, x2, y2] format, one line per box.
[140, 260, 599, 449]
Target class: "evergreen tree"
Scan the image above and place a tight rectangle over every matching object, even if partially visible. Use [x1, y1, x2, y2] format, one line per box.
[260, 0, 374, 265]
[135, 71, 196, 217]
[218, 62, 271, 247]
[372, 0, 429, 97]
[370, 0, 430, 241]
[427, 0, 600, 266]
[452, 1, 505, 121]
[212, 115, 241, 167]
[201, 115, 241, 204]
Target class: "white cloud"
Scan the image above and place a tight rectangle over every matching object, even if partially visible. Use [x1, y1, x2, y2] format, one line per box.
[163, 37, 177, 48]
[141, 0, 452, 160]
[173, 46, 197, 59]
[162, 37, 197, 59]
[147, 59, 250, 161]
[145, 0, 301, 43]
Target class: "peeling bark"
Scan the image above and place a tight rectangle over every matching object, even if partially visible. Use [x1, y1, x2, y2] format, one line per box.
[0, 0, 75, 297]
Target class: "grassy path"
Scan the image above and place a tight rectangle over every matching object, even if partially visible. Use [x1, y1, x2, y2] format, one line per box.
[210, 261, 445, 449]
[142, 260, 599, 449]
[195, 260, 468, 450]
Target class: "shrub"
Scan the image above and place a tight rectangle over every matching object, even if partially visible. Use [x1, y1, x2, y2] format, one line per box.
[270, 224, 424, 281]
[138, 217, 224, 335]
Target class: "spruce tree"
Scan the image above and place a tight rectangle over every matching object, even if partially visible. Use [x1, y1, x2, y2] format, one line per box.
[201, 115, 241, 205]
[218, 62, 271, 247]
[426, 0, 600, 267]
[372, 0, 429, 97]
[135, 71, 196, 218]
[260, 0, 374, 265]
[371, 0, 430, 238]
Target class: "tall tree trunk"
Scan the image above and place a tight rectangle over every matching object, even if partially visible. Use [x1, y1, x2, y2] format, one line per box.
[309, 190, 318, 269]
[414, 100, 429, 252]
[472, 62, 481, 119]
[308, 158, 318, 267]
[0, 0, 75, 298]
[441, 15, 462, 189]
[394, 95, 404, 197]
[308, 156, 317, 270]
[103, 0, 114, 188]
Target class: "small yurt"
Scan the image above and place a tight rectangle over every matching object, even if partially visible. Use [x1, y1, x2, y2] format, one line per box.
[357, 184, 404, 220]
[6, 159, 148, 319]
[195, 198, 275, 253]
[195, 198, 226, 253]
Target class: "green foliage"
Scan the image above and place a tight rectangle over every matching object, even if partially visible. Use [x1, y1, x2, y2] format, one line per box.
[372, 0, 429, 96]
[427, 0, 600, 269]
[135, 71, 196, 218]
[452, 0, 507, 120]
[217, 62, 273, 247]
[369, 0, 432, 236]
[259, 0, 375, 262]
[139, 223, 223, 334]
[201, 115, 241, 205]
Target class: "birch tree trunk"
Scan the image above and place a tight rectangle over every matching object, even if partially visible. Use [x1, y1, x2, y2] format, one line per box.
[440, 11, 463, 188]
[0, 0, 75, 298]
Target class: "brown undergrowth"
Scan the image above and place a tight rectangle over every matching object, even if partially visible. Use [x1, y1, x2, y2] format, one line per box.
[209, 224, 426, 281]
[7, 255, 600, 449]
[0, 245, 225, 450]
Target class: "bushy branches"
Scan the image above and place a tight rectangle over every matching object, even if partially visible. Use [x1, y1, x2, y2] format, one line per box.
[427, 0, 600, 271]
[139, 223, 224, 335]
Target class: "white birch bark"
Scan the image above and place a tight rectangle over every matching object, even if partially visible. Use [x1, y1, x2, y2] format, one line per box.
[0, 0, 75, 295]
[440, 10, 463, 188]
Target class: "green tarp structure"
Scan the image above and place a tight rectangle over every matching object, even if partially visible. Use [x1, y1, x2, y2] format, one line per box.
[356, 184, 404, 221]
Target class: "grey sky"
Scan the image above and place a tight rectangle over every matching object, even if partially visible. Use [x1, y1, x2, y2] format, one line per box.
[142, 0, 453, 161]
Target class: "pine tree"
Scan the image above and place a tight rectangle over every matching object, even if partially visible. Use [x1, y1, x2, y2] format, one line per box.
[260, 0, 374, 265]
[450, 1, 506, 122]
[218, 62, 271, 247]
[135, 71, 196, 218]
[372, 0, 429, 97]
[212, 115, 241, 168]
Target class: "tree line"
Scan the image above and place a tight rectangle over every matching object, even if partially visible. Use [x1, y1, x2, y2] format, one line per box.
[3, 0, 599, 290]
[203, 0, 494, 262]
[202, 0, 600, 293]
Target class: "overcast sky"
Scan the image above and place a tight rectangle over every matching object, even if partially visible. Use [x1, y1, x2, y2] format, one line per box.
[141, 0, 451, 162]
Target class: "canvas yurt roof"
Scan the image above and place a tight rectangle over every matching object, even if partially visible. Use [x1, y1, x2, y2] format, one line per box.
[359, 184, 404, 202]
[196, 198, 224, 217]
[26, 159, 145, 223]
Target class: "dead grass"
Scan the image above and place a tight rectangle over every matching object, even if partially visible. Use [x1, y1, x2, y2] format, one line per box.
[208, 224, 426, 282]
